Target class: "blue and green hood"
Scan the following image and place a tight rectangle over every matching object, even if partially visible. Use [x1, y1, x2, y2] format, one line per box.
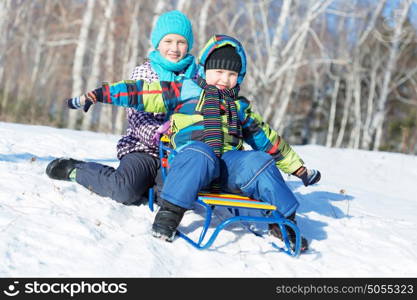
[197, 35, 247, 85]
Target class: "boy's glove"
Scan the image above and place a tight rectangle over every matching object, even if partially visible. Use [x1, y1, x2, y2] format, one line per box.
[292, 166, 321, 186]
[152, 121, 171, 145]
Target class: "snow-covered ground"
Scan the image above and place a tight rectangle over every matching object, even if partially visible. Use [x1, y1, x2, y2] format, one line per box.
[0, 121, 416, 277]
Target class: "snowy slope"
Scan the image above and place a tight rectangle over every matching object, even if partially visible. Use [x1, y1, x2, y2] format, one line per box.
[0, 121, 416, 277]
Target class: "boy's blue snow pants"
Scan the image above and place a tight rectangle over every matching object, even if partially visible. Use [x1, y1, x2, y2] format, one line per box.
[160, 141, 299, 217]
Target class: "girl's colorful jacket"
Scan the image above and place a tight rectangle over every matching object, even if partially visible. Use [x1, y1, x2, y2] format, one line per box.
[94, 35, 304, 174]
[116, 60, 165, 159]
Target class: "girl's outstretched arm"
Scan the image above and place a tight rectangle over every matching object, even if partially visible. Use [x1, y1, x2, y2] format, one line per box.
[66, 80, 182, 113]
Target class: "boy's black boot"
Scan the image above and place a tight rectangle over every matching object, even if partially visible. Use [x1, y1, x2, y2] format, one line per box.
[268, 212, 309, 253]
[46, 158, 83, 181]
[152, 199, 186, 242]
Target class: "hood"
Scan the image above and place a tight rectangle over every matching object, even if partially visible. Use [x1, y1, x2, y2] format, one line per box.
[197, 34, 247, 85]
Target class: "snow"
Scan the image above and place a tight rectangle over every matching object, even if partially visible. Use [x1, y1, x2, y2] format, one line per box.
[0, 121, 416, 277]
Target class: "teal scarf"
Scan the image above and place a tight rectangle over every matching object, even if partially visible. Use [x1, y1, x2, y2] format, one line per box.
[149, 50, 196, 81]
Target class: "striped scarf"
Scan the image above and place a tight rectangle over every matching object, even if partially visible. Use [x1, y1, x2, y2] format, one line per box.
[196, 76, 241, 158]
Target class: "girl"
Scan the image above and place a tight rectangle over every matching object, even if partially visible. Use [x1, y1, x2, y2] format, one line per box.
[46, 10, 197, 205]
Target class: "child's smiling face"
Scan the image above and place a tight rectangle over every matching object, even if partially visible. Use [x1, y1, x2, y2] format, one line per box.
[158, 34, 188, 63]
[205, 69, 238, 90]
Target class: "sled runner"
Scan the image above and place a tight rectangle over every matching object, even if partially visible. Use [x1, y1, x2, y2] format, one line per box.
[148, 136, 302, 257]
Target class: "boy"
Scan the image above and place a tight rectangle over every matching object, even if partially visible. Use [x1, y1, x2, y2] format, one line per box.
[66, 35, 321, 252]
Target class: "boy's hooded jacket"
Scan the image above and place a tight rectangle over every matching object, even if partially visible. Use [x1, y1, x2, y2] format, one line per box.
[93, 35, 303, 174]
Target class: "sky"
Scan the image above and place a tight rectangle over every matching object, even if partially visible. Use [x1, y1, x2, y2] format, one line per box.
[0, 121, 416, 278]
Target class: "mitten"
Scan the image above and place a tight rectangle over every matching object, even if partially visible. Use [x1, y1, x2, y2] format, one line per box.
[83, 99, 94, 112]
[66, 90, 98, 112]
[66, 96, 83, 110]
[293, 166, 321, 186]
[152, 121, 171, 145]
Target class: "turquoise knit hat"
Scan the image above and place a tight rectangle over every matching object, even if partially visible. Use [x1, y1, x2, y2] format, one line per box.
[151, 10, 194, 51]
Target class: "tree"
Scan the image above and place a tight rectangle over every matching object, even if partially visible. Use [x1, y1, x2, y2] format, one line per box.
[69, 0, 95, 129]
[370, 0, 412, 150]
